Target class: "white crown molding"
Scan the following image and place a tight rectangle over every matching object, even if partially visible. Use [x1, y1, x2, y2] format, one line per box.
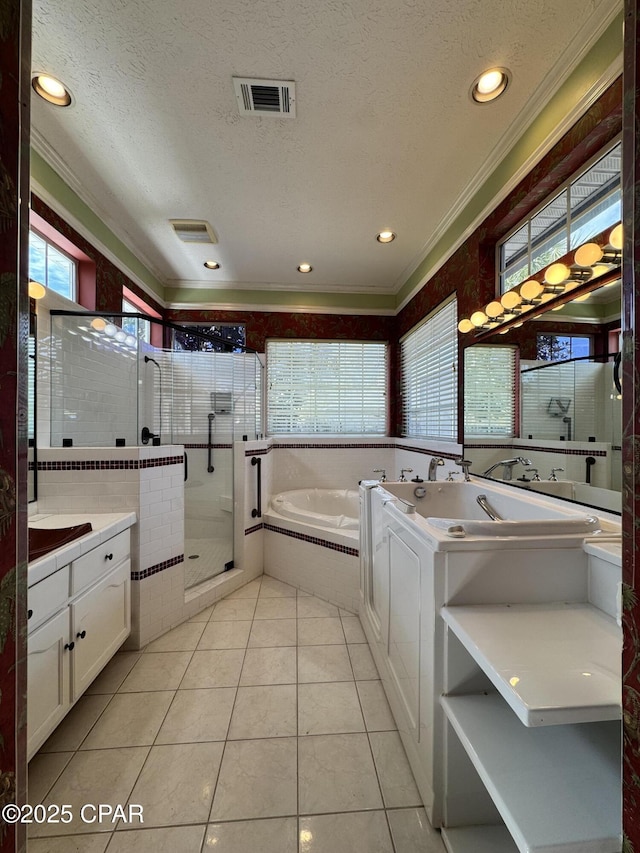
[394, 15, 623, 313]
[165, 301, 395, 316]
[167, 278, 397, 294]
[30, 128, 169, 296]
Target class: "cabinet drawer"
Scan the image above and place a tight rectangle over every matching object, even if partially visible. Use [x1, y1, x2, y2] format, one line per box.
[28, 567, 70, 632]
[70, 530, 130, 594]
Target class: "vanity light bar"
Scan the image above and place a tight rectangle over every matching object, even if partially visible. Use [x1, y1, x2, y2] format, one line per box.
[457, 223, 622, 335]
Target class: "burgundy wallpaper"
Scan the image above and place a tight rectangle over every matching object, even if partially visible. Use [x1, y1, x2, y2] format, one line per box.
[0, 1, 29, 850]
[30, 196, 164, 317]
[165, 309, 391, 353]
[622, 2, 640, 849]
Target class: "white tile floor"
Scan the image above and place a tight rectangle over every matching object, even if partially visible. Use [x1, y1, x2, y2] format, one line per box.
[27, 575, 445, 853]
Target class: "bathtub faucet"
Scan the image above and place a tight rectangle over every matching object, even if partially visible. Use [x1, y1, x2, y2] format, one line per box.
[428, 457, 444, 481]
[398, 468, 413, 482]
[373, 468, 387, 482]
[482, 456, 532, 481]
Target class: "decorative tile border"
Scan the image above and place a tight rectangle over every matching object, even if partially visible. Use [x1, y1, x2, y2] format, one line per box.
[131, 554, 184, 581]
[37, 455, 184, 471]
[245, 441, 457, 457]
[274, 442, 396, 450]
[245, 523, 264, 535]
[263, 522, 359, 557]
[184, 443, 233, 450]
[465, 443, 607, 457]
[140, 456, 184, 468]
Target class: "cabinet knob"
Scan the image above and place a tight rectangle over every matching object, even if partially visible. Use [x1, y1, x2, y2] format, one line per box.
[76, 630, 87, 640]
[105, 553, 113, 561]
[64, 641, 75, 651]
[27, 609, 33, 620]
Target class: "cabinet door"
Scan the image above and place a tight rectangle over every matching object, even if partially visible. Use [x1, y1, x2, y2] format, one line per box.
[70, 561, 131, 700]
[27, 608, 71, 760]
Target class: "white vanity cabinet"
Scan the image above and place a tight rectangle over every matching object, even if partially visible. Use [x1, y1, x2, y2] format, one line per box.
[27, 528, 131, 760]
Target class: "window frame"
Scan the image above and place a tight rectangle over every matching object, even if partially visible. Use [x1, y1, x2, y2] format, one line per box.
[400, 296, 458, 442]
[265, 338, 388, 436]
[29, 227, 78, 302]
[463, 344, 518, 438]
[497, 137, 622, 295]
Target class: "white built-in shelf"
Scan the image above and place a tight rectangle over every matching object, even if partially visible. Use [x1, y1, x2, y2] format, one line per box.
[442, 825, 518, 853]
[441, 602, 621, 726]
[441, 693, 621, 853]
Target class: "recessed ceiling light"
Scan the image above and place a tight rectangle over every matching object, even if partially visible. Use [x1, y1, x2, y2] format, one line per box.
[203, 260, 220, 269]
[32, 74, 72, 106]
[297, 263, 313, 273]
[470, 67, 510, 104]
[376, 231, 396, 243]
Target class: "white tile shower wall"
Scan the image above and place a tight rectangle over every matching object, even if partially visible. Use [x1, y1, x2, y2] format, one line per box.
[49, 314, 139, 447]
[520, 360, 608, 442]
[263, 529, 359, 613]
[159, 350, 261, 442]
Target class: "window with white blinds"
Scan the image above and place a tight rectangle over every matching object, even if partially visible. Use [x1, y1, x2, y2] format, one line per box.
[464, 345, 516, 436]
[266, 340, 387, 435]
[401, 298, 458, 440]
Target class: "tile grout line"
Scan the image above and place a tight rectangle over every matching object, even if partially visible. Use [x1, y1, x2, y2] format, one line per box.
[205, 582, 259, 830]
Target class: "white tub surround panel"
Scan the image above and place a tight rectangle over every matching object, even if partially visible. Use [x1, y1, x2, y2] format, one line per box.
[393, 437, 464, 484]
[359, 477, 622, 844]
[269, 437, 395, 494]
[263, 522, 359, 613]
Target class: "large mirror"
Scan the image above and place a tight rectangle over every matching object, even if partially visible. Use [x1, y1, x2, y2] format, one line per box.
[463, 278, 621, 514]
[28, 307, 37, 503]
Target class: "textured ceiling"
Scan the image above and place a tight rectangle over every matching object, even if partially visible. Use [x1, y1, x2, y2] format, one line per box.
[31, 0, 621, 301]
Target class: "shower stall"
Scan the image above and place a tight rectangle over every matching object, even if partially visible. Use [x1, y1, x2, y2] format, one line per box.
[47, 311, 263, 590]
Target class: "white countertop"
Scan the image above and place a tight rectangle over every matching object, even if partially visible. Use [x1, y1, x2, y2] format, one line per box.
[28, 512, 137, 587]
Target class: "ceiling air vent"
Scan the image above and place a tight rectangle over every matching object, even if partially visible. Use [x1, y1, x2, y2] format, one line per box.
[169, 220, 218, 244]
[233, 78, 296, 117]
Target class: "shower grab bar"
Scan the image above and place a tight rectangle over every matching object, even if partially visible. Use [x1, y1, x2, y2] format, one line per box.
[207, 413, 215, 473]
[251, 456, 262, 518]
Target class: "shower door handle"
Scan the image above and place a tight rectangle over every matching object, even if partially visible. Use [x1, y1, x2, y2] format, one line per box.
[184, 451, 188, 482]
[207, 413, 215, 473]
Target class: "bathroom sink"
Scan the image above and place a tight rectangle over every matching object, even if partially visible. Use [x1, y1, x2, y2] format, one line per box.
[29, 523, 93, 561]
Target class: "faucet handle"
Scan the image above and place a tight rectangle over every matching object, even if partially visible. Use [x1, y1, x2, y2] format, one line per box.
[455, 458, 472, 482]
[399, 468, 413, 482]
[525, 468, 540, 481]
[549, 467, 564, 481]
[373, 468, 387, 482]
[446, 471, 459, 482]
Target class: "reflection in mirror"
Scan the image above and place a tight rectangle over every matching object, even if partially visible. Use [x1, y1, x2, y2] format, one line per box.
[28, 309, 37, 502]
[464, 279, 621, 514]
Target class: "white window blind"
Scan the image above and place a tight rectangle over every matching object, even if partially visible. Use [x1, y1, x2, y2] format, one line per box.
[464, 345, 516, 436]
[266, 340, 387, 435]
[401, 299, 457, 440]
